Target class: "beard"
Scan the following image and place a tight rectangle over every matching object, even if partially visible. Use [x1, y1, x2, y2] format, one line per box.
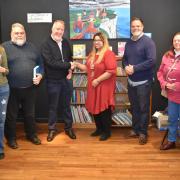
[51, 34, 62, 43]
[12, 38, 26, 46]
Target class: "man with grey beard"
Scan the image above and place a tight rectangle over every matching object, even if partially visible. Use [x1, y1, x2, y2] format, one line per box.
[2, 23, 44, 149]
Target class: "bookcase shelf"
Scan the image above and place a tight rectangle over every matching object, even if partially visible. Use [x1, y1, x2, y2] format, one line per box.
[71, 56, 132, 127]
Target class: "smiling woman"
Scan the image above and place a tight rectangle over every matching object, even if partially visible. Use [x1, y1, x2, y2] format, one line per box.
[74, 32, 117, 141]
[157, 32, 180, 150]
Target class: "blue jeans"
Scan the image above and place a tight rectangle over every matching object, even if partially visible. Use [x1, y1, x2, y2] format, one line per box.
[0, 83, 9, 153]
[47, 79, 73, 131]
[168, 100, 180, 142]
[128, 80, 152, 136]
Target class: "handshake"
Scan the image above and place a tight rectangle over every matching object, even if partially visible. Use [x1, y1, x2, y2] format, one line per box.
[70, 61, 78, 70]
[67, 61, 86, 79]
[67, 61, 78, 80]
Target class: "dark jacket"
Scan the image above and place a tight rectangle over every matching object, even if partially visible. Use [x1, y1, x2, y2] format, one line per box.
[41, 36, 72, 80]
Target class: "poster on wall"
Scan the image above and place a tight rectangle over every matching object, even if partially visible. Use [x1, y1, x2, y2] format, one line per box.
[69, 0, 130, 39]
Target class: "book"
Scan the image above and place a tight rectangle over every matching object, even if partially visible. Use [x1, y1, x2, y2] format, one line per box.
[33, 66, 40, 78]
[118, 42, 126, 57]
[73, 44, 86, 58]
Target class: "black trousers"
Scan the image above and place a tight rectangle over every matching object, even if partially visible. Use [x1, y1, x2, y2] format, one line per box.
[93, 107, 112, 135]
[46, 79, 73, 131]
[5, 86, 37, 140]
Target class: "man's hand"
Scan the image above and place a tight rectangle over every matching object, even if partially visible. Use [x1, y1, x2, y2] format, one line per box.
[33, 74, 42, 85]
[70, 62, 76, 70]
[125, 64, 134, 75]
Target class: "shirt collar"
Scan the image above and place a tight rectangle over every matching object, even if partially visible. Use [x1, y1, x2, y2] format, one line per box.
[131, 32, 144, 41]
[174, 49, 180, 58]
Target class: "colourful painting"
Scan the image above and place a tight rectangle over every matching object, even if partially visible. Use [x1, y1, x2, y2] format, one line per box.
[69, 0, 130, 39]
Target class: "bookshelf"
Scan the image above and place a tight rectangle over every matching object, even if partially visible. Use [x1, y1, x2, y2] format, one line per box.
[71, 55, 132, 127]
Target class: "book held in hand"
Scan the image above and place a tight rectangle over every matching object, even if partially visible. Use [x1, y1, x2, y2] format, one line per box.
[33, 66, 40, 79]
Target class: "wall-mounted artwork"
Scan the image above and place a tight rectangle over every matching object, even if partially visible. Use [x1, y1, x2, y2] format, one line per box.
[69, 0, 130, 39]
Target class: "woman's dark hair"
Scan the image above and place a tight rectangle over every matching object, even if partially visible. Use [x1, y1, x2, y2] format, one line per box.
[165, 32, 180, 57]
[171, 32, 180, 50]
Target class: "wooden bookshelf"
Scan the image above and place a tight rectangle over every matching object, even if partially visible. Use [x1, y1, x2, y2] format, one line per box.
[72, 56, 132, 127]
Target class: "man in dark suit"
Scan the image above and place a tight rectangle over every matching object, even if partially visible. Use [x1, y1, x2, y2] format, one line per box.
[41, 20, 76, 141]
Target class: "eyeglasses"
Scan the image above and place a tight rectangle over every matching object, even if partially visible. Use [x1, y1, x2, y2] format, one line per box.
[93, 39, 103, 43]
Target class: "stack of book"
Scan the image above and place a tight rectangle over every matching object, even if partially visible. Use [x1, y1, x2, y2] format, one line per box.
[70, 105, 93, 123]
[112, 110, 132, 126]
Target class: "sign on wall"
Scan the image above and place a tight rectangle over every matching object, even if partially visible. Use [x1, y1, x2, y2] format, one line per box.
[27, 13, 52, 23]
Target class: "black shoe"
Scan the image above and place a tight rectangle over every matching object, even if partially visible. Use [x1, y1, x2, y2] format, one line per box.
[90, 129, 102, 137]
[47, 130, 58, 142]
[139, 134, 147, 145]
[27, 136, 41, 145]
[65, 129, 76, 139]
[0, 153, 5, 160]
[99, 133, 111, 141]
[7, 139, 18, 149]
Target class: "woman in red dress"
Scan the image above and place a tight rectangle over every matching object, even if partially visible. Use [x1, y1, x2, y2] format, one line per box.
[74, 32, 117, 140]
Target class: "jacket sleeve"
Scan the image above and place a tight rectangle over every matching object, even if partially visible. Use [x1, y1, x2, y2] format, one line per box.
[157, 56, 167, 90]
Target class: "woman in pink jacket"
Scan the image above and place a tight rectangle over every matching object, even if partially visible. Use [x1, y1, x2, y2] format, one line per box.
[157, 32, 180, 150]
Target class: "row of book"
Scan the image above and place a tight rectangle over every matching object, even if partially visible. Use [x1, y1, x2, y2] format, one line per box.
[112, 110, 132, 126]
[70, 105, 93, 123]
[115, 81, 128, 93]
[72, 74, 87, 87]
[115, 94, 129, 104]
[72, 89, 87, 104]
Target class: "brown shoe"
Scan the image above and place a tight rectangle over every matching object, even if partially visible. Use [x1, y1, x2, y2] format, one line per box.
[127, 130, 139, 138]
[160, 141, 176, 150]
[139, 134, 147, 145]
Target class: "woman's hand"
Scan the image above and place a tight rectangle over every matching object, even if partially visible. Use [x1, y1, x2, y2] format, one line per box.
[166, 83, 176, 90]
[92, 79, 100, 87]
[0, 66, 7, 73]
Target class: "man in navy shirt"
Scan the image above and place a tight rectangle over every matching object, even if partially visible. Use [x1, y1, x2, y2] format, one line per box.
[3, 23, 43, 149]
[123, 17, 156, 145]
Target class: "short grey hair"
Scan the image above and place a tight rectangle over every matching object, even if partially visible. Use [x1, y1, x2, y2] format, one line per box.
[11, 23, 25, 32]
[52, 20, 65, 29]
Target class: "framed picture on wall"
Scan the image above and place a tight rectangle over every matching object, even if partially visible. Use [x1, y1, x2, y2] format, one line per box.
[69, 0, 130, 40]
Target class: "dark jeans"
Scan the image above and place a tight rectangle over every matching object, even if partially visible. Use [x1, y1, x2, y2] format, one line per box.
[128, 80, 152, 136]
[93, 107, 112, 135]
[5, 86, 37, 141]
[46, 79, 73, 131]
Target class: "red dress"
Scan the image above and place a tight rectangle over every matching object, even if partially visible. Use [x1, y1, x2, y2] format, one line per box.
[85, 50, 117, 114]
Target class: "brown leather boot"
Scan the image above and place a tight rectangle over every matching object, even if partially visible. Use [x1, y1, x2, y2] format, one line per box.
[160, 141, 176, 150]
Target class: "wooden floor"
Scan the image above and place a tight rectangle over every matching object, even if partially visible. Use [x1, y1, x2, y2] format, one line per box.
[0, 123, 180, 180]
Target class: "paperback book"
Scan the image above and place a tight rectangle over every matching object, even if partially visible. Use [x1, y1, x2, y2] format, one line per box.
[73, 44, 86, 58]
[118, 42, 126, 57]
